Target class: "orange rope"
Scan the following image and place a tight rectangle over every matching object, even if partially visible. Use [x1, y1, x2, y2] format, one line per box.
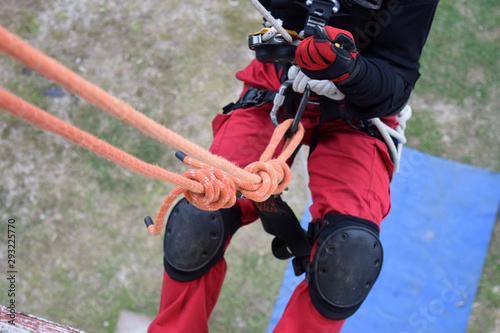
[0, 87, 203, 193]
[0, 24, 305, 236]
[0, 24, 261, 185]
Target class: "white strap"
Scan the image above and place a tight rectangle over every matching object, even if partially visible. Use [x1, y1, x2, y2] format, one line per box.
[247, 0, 293, 42]
[370, 105, 412, 173]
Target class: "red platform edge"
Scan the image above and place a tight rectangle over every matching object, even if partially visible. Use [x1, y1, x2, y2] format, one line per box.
[0, 305, 85, 333]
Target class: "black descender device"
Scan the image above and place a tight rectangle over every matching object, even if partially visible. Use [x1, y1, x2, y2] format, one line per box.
[247, 0, 343, 63]
[248, 28, 303, 63]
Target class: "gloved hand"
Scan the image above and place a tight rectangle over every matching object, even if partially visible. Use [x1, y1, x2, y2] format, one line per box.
[295, 26, 358, 83]
[288, 65, 345, 100]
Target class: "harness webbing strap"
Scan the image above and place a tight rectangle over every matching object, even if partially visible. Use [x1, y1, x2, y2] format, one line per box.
[223, 87, 277, 113]
[254, 195, 312, 276]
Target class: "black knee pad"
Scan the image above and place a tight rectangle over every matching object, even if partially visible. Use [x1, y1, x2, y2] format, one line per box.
[163, 198, 242, 282]
[307, 214, 383, 320]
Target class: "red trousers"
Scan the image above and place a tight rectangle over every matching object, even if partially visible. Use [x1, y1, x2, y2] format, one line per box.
[148, 60, 395, 332]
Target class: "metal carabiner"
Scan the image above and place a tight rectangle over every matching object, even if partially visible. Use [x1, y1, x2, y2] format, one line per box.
[270, 80, 311, 137]
[270, 80, 293, 127]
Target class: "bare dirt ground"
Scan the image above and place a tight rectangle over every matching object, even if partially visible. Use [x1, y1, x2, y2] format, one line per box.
[0, 0, 498, 332]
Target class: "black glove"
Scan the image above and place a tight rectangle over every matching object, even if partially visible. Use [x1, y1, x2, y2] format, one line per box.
[296, 26, 359, 83]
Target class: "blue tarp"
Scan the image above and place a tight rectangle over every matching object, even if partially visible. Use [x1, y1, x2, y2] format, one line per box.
[267, 148, 500, 333]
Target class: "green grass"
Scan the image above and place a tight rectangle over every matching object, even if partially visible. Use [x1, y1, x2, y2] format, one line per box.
[5, 72, 51, 111]
[415, 1, 500, 332]
[480, 252, 500, 308]
[405, 107, 444, 156]
[72, 104, 174, 192]
[415, 0, 500, 105]
[468, 239, 500, 333]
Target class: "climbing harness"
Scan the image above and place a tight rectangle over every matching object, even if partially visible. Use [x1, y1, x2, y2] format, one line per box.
[222, 86, 277, 114]
[224, 70, 410, 172]
[0, 24, 305, 236]
[287, 64, 411, 172]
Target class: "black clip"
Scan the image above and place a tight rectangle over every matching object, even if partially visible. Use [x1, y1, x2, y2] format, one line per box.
[286, 83, 310, 137]
[144, 216, 154, 228]
[240, 87, 274, 108]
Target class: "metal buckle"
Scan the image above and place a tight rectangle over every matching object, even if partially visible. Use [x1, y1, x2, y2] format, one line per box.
[240, 87, 270, 108]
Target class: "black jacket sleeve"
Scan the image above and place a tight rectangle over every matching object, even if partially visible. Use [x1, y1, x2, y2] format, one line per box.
[337, 0, 439, 119]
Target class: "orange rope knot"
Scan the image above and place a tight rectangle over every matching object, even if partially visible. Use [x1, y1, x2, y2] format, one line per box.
[147, 162, 238, 237]
[238, 118, 304, 202]
[239, 159, 290, 202]
[183, 167, 237, 210]
[148, 120, 304, 236]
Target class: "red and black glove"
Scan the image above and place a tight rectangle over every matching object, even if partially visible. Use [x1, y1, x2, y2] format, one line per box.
[295, 26, 359, 83]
